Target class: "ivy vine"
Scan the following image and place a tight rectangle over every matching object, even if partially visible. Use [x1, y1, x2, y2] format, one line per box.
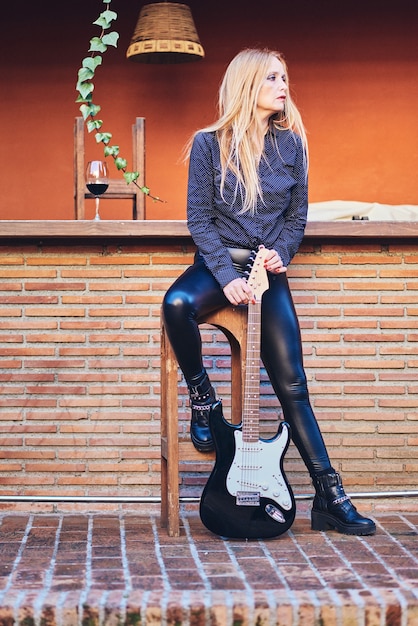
[75, 0, 161, 202]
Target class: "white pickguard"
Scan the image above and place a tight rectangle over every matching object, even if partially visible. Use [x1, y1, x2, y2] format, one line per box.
[226, 423, 293, 511]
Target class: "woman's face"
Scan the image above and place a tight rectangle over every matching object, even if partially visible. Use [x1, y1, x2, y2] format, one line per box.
[256, 57, 288, 120]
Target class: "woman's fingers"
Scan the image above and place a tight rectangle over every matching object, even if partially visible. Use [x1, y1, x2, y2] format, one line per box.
[223, 278, 253, 305]
[264, 249, 287, 273]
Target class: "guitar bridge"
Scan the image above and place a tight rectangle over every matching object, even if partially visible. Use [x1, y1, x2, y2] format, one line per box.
[236, 491, 260, 506]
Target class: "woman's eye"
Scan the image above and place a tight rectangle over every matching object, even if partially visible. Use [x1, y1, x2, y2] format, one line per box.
[267, 74, 276, 81]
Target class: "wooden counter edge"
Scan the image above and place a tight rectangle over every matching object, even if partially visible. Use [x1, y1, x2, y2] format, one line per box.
[0, 220, 417, 240]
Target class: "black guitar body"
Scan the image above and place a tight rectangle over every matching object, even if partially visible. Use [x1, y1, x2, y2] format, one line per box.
[199, 401, 296, 540]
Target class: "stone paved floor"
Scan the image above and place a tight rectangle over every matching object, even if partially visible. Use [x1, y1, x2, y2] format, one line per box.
[0, 504, 418, 625]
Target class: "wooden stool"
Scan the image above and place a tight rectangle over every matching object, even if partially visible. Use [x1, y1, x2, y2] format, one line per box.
[160, 306, 248, 536]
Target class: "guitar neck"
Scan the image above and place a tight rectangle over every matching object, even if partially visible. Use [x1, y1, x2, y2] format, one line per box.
[242, 299, 262, 442]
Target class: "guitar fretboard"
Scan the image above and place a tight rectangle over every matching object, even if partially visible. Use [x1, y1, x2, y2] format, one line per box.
[242, 299, 262, 442]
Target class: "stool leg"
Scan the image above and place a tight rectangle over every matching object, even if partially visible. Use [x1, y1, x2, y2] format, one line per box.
[160, 321, 181, 537]
[213, 310, 247, 425]
[228, 334, 243, 424]
[160, 322, 169, 529]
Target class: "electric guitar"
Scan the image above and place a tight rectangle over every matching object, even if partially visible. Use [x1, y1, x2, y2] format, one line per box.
[199, 246, 296, 539]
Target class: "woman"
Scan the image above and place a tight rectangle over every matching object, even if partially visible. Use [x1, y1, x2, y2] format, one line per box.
[162, 48, 375, 536]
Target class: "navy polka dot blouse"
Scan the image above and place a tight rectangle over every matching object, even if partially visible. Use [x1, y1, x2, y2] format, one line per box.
[187, 127, 308, 288]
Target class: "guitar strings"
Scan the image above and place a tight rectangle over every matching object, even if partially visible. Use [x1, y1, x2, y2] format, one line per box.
[241, 302, 261, 492]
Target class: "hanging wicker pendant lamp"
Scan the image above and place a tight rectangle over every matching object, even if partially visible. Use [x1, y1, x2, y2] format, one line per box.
[126, 2, 205, 64]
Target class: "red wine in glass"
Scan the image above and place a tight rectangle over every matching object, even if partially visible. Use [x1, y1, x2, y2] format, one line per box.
[86, 161, 109, 220]
[86, 182, 109, 196]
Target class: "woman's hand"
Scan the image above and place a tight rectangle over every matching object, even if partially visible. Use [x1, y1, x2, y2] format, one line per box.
[223, 249, 286, 304]
[223, 277, 254, 306]
[263, 249, 287, 274]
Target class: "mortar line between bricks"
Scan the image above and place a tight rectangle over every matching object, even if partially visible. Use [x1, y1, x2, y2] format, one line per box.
[357, 533, 415, 593]
[287, 530, 340, 625]
[397, 514, 418, 583]
[224, 589, 236, 626]
[323, 587, 344, 626]
[288, 529, 329, 588]
[259, 540, 293, 591]
[181, 517, 216, 626]
[367, 588, 393, 626]
[392, 587, 409, 626]
[366, 587, 392, 626]
[181, 516, 211, 592]
[322, 533, 368, 589]
[373, 517, 418, 596]
[307, 588, 322, 626]
[220, 539, 257, 626]
[151, 517, 171, 592]
[377, 515, 418, 559]
[77, 515, 93, 626]
[140, 590, 152, 626]
[264, 590, 282, 626]
[119, 514, 132, 618]
[348, 589, 367, 626]
[0, 514, 34, 605]
[33, 514, 63, 626]
[399, 514, 418, 536]
[221, 538, 252, 593]
[13, 590, 27, 626]
[55, 590, 71, 626]
[262, 537, 312, 626]
[98, 590, 111, 626]
[265, 585, 303, 626]
[181, 590, 192, 626]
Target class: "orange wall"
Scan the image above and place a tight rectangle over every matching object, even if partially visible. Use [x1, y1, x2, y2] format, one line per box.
[1, 0, 417, 221]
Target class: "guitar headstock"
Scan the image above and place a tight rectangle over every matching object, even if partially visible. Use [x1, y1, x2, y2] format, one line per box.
[246, 246, 270, 302]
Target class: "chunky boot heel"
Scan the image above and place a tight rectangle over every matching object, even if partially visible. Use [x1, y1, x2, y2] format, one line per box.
[188, 375, 216, 453]
[311, 472, 376, 536]
[311, 509, 334, 532]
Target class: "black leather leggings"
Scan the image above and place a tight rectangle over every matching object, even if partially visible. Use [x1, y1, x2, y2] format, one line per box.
[162, 253, 332, 476]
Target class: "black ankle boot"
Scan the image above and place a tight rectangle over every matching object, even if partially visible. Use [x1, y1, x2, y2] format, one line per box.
[188, 377, 216, 453]
[311, 472, 376, 535]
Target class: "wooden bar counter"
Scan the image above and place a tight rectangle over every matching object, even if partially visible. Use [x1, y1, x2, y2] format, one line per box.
[0, 219, 417, 510]
[0, 219, 417, 240]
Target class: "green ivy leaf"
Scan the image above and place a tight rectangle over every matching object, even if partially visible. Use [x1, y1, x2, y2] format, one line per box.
[89, 37, 107, 53]
[102, 31, 119, 47]
[95, 132, 112, 144]
[76, 93, 92, 104]
[77, 81, 94, 99]
[79, 104, 91, 120]
[115, 157, 128, 170]
[94, 10, 118, 29]
[78, 66, 94, 82]
[104, 145, 120, 157]
[87, 119, 103, 132]
[79, 103, 101, 120]
[123, 171, 140, 185]
[82, 56, 102, 72]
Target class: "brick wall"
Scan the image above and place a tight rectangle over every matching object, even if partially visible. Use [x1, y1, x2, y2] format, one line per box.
[0, 236, 417, 512]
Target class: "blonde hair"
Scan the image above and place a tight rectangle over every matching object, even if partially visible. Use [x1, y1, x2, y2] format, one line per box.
[191, 48, 308, 214]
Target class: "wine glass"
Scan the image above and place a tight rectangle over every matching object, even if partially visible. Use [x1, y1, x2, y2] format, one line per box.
[86, 161, 109, 221]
